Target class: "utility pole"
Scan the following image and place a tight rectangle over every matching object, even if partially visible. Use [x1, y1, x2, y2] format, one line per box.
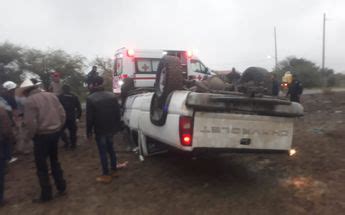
[322, 13, 326, 71]
[274, 26, 278, 71]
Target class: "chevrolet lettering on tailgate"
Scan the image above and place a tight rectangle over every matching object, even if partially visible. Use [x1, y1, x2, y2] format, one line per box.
[200, 126, 289, 137]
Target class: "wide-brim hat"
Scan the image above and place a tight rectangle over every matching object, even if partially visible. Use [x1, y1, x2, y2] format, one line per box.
[16, 79, 41, 96]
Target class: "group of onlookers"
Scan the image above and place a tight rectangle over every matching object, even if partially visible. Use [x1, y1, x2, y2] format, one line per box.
[0, 66, 124, 205]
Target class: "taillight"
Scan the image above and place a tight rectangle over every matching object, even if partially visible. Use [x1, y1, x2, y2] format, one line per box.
[127, 49, 135, 57]
[281, 83, 288, 88]
[179, 116, 193, 146]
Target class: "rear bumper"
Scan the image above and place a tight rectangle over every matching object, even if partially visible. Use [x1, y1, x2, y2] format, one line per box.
[191, 147, 289, 155]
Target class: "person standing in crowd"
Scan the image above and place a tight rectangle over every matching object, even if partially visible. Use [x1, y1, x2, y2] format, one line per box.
[286, 74, 303, 103]
[271, 73, 280, 96]
[58, 85, 82, 150]
[86, 76, 121, 184]
[48, 71, 62, 96]
[0, 106, 15, 206]
[14, 95, 32, 154]
[85, 66, 99, 89]
[1, 81, 18, 118]
[1, 81, 18, 163]
[19, 79, 67, 203]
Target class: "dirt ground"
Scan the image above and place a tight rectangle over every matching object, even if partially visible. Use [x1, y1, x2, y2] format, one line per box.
[1, 92, 345, 215]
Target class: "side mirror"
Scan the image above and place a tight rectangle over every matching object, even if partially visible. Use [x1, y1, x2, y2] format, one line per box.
[205, 67, 209, 73]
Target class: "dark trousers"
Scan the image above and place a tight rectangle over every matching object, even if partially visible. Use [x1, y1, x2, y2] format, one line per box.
[290, 94, 301, 103]
[0, 141, 10, 202]
[3, 141, 12, 161]
[33, 132, 66, 200]
[95, 134, 117, 175]
[0, 158, 5, 202]
[61, 119, 77, 148]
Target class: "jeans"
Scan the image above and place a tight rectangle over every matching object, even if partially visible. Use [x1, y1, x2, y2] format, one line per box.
[33, 132, 66, 200]
[0, 158, 5, 202]
[95, 134, 117, 175]
[61, 119, 77, 148]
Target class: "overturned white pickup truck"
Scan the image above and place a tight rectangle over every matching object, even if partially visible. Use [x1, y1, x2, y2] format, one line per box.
[122, 56, 303, 158]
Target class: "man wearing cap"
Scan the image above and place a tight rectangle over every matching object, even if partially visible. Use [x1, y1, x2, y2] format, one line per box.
[86, 76, 121, 183]
[1, 81, 18, 163]
[19, 79, 67, 202]
[48, 71, 62, 96]
[1, 81, 18, 115]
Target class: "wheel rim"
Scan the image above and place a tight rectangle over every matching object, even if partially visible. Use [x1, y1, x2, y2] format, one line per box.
[158, 66, 166, 97]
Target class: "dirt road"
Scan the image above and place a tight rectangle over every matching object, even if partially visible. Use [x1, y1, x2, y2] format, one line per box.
[1, 92, 345, 215]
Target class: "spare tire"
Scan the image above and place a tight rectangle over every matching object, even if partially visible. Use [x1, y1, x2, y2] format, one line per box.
[154, 55, 184, 99]
[150, 56, 184, 126]
[240, 67, 270, 84]
[240, 67, 272, 95]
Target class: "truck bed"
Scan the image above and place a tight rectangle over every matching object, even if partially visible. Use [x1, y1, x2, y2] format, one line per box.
[123, 90, 303, 154]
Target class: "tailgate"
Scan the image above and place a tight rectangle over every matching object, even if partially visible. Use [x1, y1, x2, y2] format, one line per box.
[193, 112, 293, 151]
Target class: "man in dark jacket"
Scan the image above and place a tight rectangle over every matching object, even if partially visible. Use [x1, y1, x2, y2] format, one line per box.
[58, 85, 82, 149]
[287, 74, 303, 103]
[0, 106, 15, 206]
[271, 73, 280, 96]
[86, 76, 121, 184]
[85, 66, 99, 89]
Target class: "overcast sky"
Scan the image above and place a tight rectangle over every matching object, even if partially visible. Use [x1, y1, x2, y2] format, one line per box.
[1, 0, 344, 72]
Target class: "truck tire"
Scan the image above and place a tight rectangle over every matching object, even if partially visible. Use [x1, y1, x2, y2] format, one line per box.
[150, 56, 183, 126]
[154, 55, 184, 99]
[121, 78, 134, 105]
[239, 67, 272, 95]
[240, 67, 270, 84]
[150, 91, 174, 126]
[150, 93, 170, 126]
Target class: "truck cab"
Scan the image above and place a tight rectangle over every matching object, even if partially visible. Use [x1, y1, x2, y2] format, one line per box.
[113, 48, 212, 94]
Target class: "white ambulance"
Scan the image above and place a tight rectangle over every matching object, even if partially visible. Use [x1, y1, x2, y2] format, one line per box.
[113, 48, 213, 94]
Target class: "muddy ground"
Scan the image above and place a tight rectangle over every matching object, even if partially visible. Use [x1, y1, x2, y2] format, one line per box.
[1, 92, 345, 215]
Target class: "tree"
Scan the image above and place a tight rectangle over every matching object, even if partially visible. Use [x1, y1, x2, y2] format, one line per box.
[0, 42, 24, 84]
[333, 73, 345, 87]
[0, 41, 87, 98]
[274, 57, 322, 88]
[320, 68, 336, 87]
[20, 48, 87, 97]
